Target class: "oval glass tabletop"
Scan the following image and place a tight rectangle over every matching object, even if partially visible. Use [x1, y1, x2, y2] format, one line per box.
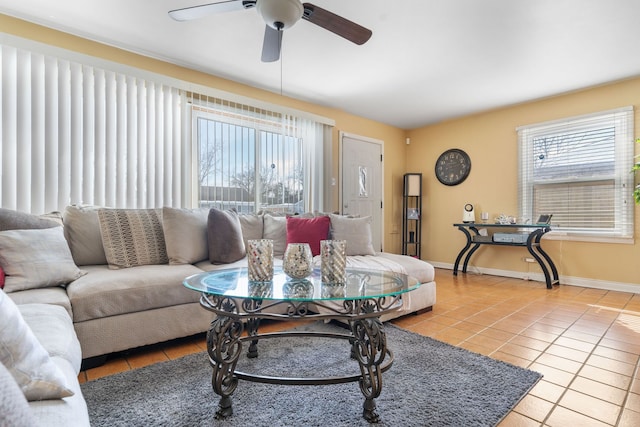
[183, 267, 420, 302]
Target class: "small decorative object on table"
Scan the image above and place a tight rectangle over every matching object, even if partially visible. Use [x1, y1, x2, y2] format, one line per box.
[283, 243, 313, 279]
[247, 239, 274, 282]
[407, 208, 420, 220]
[320, 239, 347, 284]
[282, 279, 314, 298]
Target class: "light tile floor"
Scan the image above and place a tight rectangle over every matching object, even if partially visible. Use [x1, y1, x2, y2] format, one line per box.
[79, 268, 640, 426]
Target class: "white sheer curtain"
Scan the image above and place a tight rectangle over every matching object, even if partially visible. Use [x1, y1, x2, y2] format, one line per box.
[0, 44, 186, 214]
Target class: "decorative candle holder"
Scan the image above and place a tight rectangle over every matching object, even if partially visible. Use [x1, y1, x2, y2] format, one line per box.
[320, 239, 347, 285]
[247, 239, 274, 282]
[283, 243, 313, 280]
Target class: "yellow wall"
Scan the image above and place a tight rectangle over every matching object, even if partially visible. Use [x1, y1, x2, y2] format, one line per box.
[407, 77, 640, 290]
[0, 14, 407, 252]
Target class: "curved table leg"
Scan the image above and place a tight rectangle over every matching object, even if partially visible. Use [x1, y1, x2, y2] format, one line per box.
[462, 244, 482, 273]
[206, 315, 244, 419]
[349, 317, 387, 423]
[453, 226, 474, 275]
[526, 229, 559, 289]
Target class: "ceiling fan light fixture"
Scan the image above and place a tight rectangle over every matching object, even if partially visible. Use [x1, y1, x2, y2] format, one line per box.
[257, 0, 304, 30]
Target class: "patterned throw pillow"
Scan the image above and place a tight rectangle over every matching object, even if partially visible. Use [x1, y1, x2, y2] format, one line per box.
[98, 209, 169, 269]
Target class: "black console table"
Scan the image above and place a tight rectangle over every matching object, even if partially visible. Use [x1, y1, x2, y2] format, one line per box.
[453, 223, 559, 289]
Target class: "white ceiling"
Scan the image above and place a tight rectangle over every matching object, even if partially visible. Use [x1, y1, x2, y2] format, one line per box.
[2, 0, 640, 129]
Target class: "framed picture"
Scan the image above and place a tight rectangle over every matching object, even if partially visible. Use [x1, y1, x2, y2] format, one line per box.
[407, 208, 420, 220]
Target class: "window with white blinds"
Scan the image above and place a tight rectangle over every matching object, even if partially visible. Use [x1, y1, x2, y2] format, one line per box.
[517, 107, 634, 240]
[0, 43, 186, 213]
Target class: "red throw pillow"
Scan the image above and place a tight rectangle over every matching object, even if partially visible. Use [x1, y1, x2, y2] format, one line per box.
[0, 266, 5, 289]
[286, 216, 330, 257]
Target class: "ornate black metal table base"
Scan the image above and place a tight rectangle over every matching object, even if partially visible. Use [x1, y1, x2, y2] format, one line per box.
[201, 295, 397, 423]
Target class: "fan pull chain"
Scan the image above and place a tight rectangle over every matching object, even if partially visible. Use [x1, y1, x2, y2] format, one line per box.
[279, 29, 283, 96]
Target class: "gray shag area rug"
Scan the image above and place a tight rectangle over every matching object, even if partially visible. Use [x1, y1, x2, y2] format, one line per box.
[82, 322, 541, 427]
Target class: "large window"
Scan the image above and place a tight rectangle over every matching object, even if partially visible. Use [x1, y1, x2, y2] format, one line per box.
[517, 107, 634, 241]
[191, 97, 330, 215]
[196, 114, 304, 213]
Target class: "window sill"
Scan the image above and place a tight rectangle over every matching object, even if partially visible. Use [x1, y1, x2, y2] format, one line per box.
[544, 231, 634, 245]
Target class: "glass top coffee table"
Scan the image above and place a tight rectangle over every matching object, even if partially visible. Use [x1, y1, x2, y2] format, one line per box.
[183, 266, 420, 423]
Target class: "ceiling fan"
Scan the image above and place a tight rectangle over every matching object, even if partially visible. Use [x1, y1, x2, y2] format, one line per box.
[169, 0, 372, 62]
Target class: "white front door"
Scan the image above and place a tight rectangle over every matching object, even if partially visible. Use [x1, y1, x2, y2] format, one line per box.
[340, 132, 383, 252]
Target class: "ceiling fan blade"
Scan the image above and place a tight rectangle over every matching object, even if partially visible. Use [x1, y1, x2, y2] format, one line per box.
[261, 25, 283, 62]
[169, 0, 255, 22]
[302, 3, 372, 45]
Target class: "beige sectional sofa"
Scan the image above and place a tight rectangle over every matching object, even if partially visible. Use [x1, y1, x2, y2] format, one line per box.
[0, 206, 436, 426]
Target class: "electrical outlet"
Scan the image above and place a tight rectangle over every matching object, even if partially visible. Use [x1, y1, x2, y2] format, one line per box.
[523, 257, 535, 263]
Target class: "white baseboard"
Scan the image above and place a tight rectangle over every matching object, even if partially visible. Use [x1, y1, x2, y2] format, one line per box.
[428, 261, 640, 294]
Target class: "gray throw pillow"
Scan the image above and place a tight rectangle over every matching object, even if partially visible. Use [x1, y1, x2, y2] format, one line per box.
[263, 214, 287, 257]
[0, 208, 60, 231]
[238, 213, 264, 251]
[63, 205, 108, 266]
[329, 214, 376, 256]
[0, 227, 84, 292]
[162, 207, 209, 264]
[207, 208, 246, 264]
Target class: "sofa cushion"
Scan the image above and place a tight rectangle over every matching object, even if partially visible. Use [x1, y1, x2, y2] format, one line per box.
[0, 207, 60, 231]
[163, 207, 209, 265]
[7, 287, 73, 318]
[207, 208, 245, 264]
[98, 208, 169, 269]
[19, 303, 82, 372]
[263, 214, 287, 257]
[0, 290, 74, 401]
[329, 214, 376, 256]
[66, 264, 204, 322]
[286, 215, 330, 257]
[0, 361, 37, 427]
[0, 227, 84, 293]
[63, 205, 108, 266]
[378, 252, 436, 284]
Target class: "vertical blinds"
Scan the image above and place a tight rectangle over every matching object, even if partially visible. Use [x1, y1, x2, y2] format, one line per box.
[0, 44, 186, 214]
[517, 107, 634, 238]
[0, 36, 333, 215]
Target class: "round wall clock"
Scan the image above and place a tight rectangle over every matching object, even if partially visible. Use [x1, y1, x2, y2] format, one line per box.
[435, 148, 471, 186]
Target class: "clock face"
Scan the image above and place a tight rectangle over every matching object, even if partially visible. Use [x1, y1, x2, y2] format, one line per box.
[435, 149, 471, 186]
